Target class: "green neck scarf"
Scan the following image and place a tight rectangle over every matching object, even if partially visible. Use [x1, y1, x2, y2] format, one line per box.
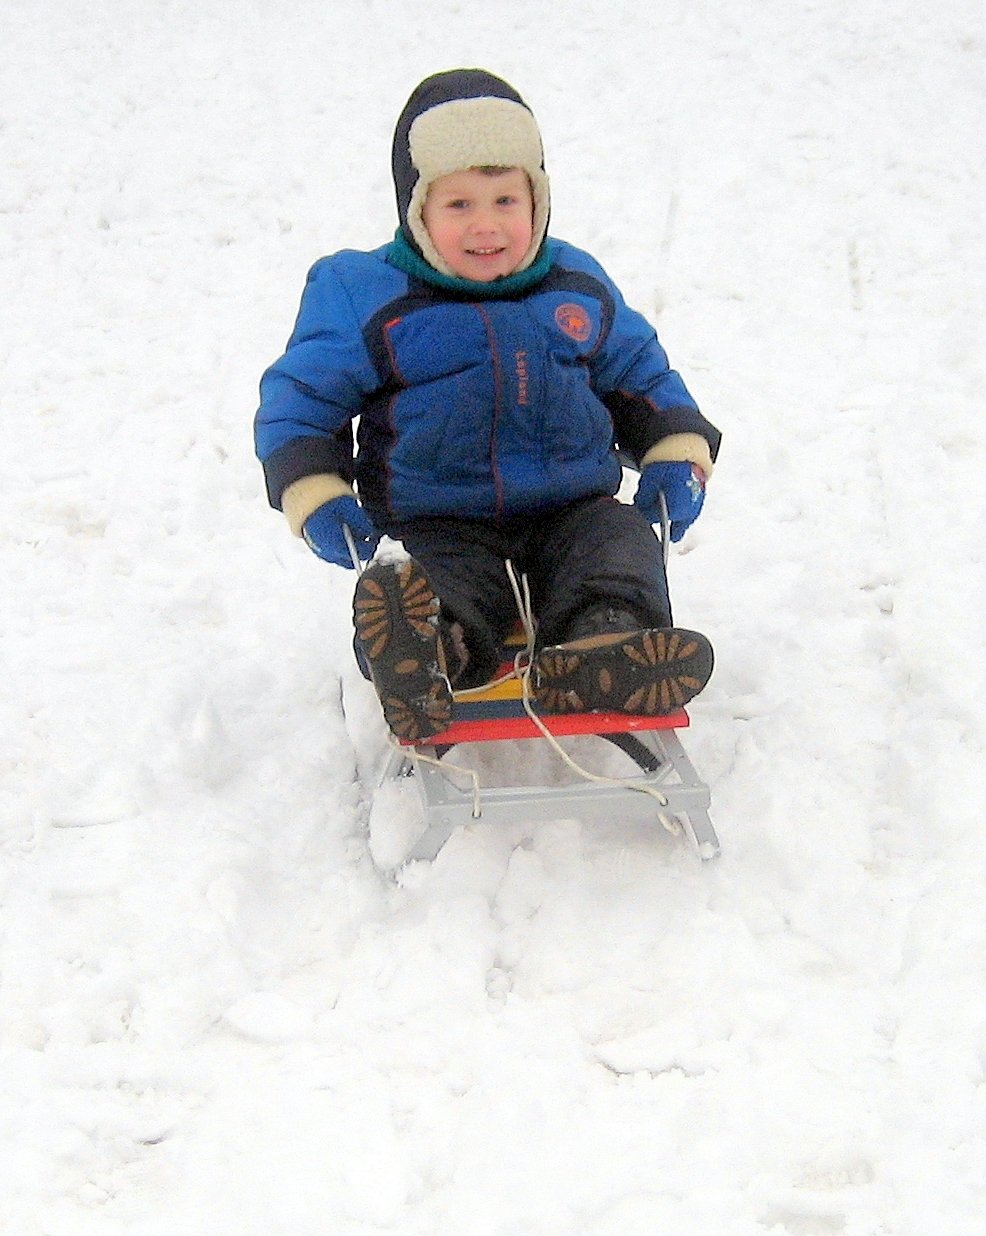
[386, 229, 554, 298]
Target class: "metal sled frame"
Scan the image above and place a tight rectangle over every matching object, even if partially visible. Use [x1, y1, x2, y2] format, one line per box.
[349, 487, 718, 866]
[378, 681, 719, 864]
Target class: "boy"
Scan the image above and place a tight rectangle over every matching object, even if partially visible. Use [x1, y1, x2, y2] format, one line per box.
[255, 69, 721, 742]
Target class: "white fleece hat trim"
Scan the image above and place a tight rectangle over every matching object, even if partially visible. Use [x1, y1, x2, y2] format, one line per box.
[406, 96, 550, 276]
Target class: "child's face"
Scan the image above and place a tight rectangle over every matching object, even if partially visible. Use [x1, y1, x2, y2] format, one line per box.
[422, 167, 534, 281]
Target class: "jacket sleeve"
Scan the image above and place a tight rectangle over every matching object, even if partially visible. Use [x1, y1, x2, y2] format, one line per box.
[254, 259, 380, 510]
[588, 269, 721, 470]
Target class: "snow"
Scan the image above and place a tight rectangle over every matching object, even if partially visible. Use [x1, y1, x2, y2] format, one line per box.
[2, 0, 985, 1231]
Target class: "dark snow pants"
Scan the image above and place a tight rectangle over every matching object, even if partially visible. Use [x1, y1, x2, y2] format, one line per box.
[358, 496, 673, 690]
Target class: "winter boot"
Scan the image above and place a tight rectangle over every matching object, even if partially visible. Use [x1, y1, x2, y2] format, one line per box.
[533, 604, 713, 716]
[353, 558, 457, 742]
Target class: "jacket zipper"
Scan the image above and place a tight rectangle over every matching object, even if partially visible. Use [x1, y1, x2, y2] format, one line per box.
[475, 304, 505, 521]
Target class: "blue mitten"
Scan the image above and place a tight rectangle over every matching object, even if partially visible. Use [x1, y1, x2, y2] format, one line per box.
[634, 461, 706, 542]
[302, 496, 378, 567]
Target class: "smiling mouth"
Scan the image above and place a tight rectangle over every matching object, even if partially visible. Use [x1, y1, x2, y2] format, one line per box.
[467, 246, 505, 256]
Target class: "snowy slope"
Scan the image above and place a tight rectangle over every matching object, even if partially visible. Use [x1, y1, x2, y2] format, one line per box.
[3, 1, 985, 1232]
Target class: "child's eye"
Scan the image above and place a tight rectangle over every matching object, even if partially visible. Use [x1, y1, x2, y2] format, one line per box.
[497, 196, 518, 207]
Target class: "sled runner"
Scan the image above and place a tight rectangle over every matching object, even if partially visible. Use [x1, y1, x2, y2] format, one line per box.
[377, 648, 719, 864]
[348, 507, 720, 867]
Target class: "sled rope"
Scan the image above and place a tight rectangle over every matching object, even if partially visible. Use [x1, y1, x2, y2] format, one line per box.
[397, 741, 484, 819]
[502, 561, 677, 831]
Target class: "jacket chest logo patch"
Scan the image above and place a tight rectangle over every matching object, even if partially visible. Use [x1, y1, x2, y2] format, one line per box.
[554, 302, 592, 342]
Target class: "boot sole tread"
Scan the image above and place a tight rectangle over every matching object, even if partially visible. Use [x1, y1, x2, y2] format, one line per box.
[353, 560, 452, 741]
[534, 627, 713, 716]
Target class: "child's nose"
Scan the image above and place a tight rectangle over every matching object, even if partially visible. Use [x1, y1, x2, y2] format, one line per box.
[470, 207, 498, 232]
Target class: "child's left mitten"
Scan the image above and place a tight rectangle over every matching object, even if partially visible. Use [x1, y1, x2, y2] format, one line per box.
[634, 461, 706, 542]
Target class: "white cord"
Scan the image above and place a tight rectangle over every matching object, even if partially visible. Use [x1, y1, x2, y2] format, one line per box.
[658, 492, 671, 567]
[501, 563, 678, 831]
[400, 739, 483, 819]
[343, 524, 364, 573]
[452, 666, 523, 698]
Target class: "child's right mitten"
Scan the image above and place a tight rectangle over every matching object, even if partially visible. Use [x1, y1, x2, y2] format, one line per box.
[302, 496, 378, 568]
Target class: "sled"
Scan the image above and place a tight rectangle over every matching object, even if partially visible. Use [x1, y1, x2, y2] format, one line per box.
[374, 637, 719, 863]
[347, 487, 719, 867]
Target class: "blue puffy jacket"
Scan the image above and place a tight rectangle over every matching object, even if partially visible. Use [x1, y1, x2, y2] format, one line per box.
[255, 237, 720, 534]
